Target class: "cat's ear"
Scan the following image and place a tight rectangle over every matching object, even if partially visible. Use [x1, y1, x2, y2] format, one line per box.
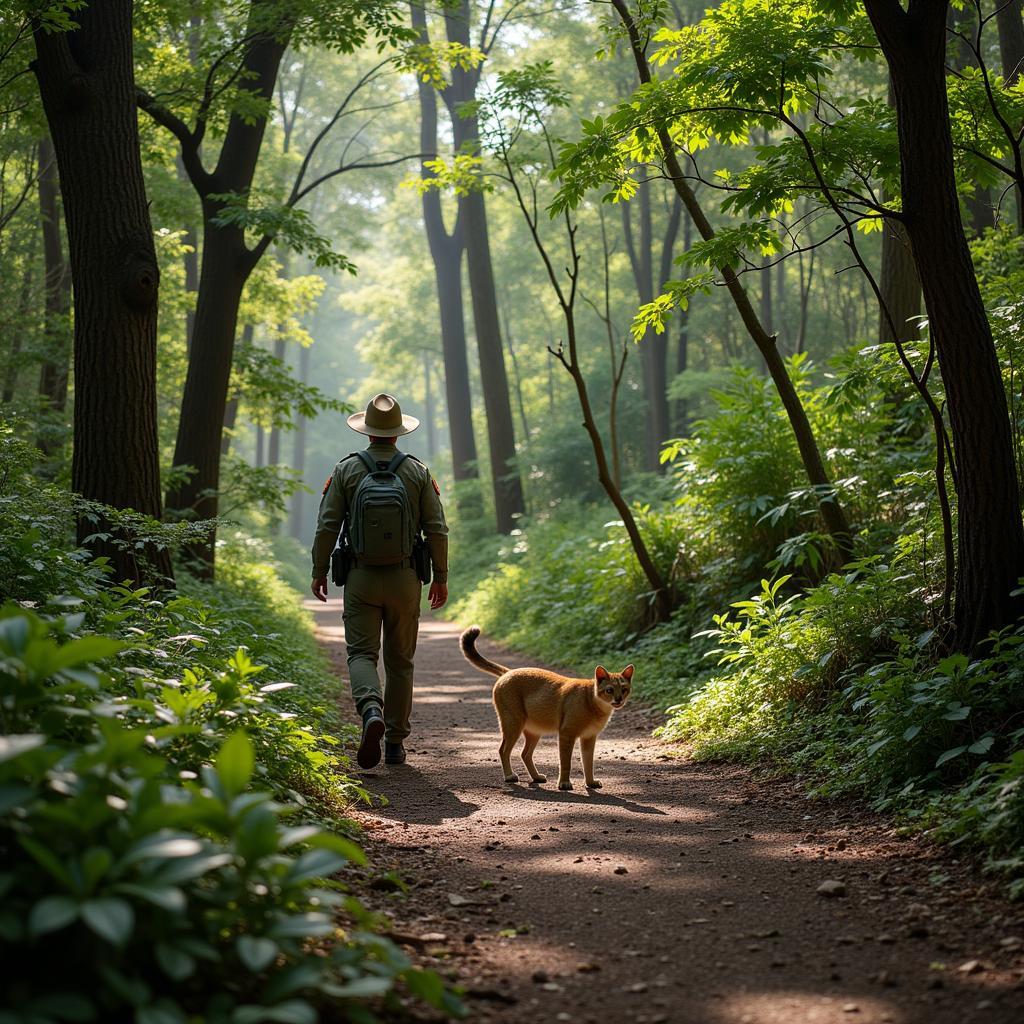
[621, 664, 635, 681]
[595, 665, 609, 682]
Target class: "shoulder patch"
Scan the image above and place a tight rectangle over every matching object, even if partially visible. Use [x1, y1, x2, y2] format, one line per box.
[322, 475, 332, 496]
[431, 476, 441, 496]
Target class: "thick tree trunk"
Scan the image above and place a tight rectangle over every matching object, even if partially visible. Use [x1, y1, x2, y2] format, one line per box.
[36, 135, 71, 453]
[164, 6, 289, 575]
[410, 3, 480, 506]
[878, 218, 921, 345]
[865, 0, 1024, 649]
[444, 2, 524, 531]
[997, 0, 1024, 85]
[32, 0, 171, 585]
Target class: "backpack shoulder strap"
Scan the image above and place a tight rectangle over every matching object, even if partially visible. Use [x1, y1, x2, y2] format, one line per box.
[354, 450, 376, 474]
[386, 452, 410, 473]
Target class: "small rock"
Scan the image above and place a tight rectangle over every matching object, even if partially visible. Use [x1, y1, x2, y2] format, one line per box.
[958, 960, 992, 974]
[842, 1004, 860, 1014]
[541, 981, 563, 992]
[577, 962, 601, 973]
[419, 932, 447, 943]
[448, 894, 472, 907]
[625, 982, 648, 994]
[877, 934, 896, 944]
[836, 839, 847, 850]
[817, 879, 847, 897]
[531, 970, 549, 984]
[999, 936, 1023, 950]
[614, 865, 628, 875]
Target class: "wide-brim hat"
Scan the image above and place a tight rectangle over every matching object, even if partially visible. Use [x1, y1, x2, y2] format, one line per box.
[347, 392, 419, 437]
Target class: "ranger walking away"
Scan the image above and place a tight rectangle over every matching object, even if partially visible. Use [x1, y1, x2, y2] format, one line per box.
[311, 393, 449, 769]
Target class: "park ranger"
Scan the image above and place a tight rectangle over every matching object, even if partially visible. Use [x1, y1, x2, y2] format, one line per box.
[311, 393, 449, 769]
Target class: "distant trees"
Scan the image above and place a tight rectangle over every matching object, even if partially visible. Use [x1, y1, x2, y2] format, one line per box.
[32, 0, 171, 584]
[409, 0, 526, 534]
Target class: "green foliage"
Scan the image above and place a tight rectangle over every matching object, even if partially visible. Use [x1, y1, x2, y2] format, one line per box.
[0, 440, 460, 1019]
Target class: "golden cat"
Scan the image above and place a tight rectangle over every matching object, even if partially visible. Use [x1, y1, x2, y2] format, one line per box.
[459, 626, 633, 790]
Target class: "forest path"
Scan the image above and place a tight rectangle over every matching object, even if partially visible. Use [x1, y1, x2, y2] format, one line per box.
[309, 599, 1024, 1024]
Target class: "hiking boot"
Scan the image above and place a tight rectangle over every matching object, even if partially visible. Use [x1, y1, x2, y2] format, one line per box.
[357, 705, 385, 769]
[384, 741, 406, 765]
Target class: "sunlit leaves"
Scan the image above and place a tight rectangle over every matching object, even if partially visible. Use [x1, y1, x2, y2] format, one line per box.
[404, 155, 491, 196]
[398, 40, 484, 88]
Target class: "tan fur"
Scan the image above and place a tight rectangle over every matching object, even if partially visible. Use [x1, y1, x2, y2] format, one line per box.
[460, 626, 633, 790]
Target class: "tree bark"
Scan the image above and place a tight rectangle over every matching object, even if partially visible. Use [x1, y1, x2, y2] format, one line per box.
[865, 0, 1024, 649]
[176, 154, 199, 353]
[878, 218, 921, 345]
[36, 135, 71, 455]
[997, 0, 1024, 85]
[443, 1, 524, 532]
[673, 207, 692, 434]
[410, 3, 481, 516]
[2, 266, 34, 405]
[32, 0, 171, 585]
[162, 1, 289, 575]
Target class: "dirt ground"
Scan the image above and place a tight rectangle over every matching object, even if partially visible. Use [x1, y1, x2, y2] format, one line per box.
[310, 598, 1024, 1024]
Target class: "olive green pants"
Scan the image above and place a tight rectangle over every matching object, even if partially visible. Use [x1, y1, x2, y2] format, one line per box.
[342, 565, 422, 743]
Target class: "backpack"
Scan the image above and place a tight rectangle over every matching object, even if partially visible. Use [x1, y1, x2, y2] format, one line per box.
[346, 450, 416, 565]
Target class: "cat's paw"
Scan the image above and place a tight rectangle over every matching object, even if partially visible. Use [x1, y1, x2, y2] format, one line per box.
[558, 780, 573, 791]
[529, 774, 547, 783]
[585, 779, 602, 789]
[504, 773, 520, 784]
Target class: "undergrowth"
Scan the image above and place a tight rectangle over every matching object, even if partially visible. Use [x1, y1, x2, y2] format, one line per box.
[0, 428, 461, 1022]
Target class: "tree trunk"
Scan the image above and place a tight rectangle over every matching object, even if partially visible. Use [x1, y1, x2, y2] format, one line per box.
[288, 340, 311, 540]
[865, 0, 1024, 649]
[2, 267, 34, 405]
[673, 208, 692, 434]
[164, 4, 289, 575]
[423, 349, 438, 462]
[612, 0, 853, 558]
[997, 0, 1024, 85]
[444, 2, 524, 532]
[36, 136, 72, 458]
[32, 0, 171, 585]
[410, 2, 479, 504]
[878, 218, 921, 345]
[176, 153, 199, 353]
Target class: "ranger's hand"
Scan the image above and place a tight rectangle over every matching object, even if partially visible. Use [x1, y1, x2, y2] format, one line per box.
[428, 582, 448, 610]
[311, 576, 328, 603]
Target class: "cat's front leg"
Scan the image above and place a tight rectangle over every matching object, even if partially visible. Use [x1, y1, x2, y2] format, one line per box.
[557, 732, 576, 790]
[580, 735, 601, 788]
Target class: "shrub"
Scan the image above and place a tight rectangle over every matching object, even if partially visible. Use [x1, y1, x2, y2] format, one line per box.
[0, 612, 459, 1024]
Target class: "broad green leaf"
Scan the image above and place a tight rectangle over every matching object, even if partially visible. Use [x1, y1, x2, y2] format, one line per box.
[28, 895, 79, 937]
[237, 935, 279, 972]
[81, 897, 134, 946]
[217, 730, 255, 796]
[935, 745, 968, 768]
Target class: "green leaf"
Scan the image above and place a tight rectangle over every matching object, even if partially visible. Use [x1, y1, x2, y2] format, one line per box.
[217, 730, 255, 796]
[137, 1002, 186, 1024]
[155, 943, 195, 981]
[0, 734, 46, 763]
[113, 884, 186, 914]
[902, 725, 921, 742]
[968, 735, 995, 755]
[28, 895, 79, 937]
[50, 636, 125, 670]
[935, 745, 968, 768]
[237, 935, 279, 972]
[81, 897, 134, 946]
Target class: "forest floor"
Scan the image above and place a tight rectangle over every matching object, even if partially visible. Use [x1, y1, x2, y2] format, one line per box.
[310, 599, 1024, 1024]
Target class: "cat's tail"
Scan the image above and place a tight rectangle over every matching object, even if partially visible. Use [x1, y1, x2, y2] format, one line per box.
[460, 626, 510, 677]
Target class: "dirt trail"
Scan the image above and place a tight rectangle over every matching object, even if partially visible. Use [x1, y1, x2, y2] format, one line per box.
[309, 599, 1024, 1024]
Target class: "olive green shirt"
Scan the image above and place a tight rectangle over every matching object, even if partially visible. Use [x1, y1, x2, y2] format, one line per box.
[311, 442, 449, 584]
